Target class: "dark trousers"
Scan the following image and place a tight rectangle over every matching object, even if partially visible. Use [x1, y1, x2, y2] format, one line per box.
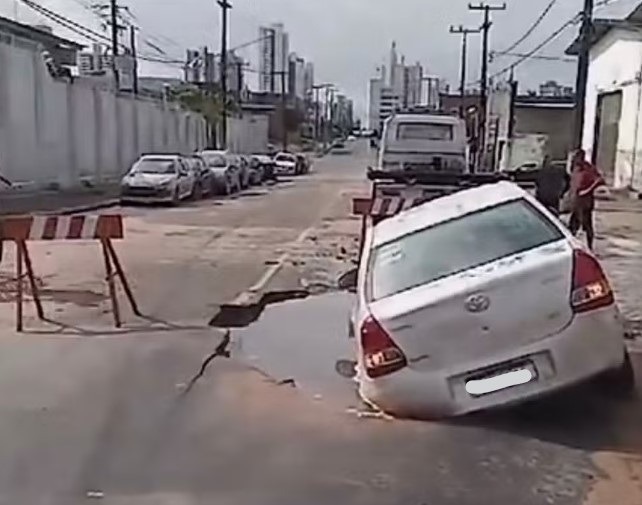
[569, 201, 595, 249]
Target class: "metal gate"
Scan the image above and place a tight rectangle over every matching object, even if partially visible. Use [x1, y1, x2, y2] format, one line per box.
[592, 90, 622, 185]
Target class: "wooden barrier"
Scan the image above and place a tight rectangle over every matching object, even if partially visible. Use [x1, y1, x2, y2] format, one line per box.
[0, 214, 141, 331]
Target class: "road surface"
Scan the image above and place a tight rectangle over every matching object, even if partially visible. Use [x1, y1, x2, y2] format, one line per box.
[0, 141, 640, 504]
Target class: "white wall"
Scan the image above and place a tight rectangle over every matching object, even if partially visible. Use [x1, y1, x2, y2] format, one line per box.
[582, 28, 642, 189]
[227, 114, 269, 154]
[0, 39, 207, 190]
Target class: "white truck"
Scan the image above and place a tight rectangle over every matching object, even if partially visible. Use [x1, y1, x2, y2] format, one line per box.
[378, 112, 469, 175]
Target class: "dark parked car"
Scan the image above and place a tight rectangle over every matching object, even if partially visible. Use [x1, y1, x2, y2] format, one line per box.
[251, 155, 276, 182]
[199, 150, 242, 195]
[295, 153, 310, 174]
[185, 154, 215, 198]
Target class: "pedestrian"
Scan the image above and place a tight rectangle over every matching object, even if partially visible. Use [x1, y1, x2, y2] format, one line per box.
[535, 155, 570, 216]
[568, 149, 604, 250]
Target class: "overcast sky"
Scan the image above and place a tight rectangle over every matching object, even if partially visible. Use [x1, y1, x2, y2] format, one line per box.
[3, 0, 641, 119]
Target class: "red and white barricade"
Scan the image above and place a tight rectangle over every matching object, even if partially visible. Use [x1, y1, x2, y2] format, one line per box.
[0, 214, 140, 331]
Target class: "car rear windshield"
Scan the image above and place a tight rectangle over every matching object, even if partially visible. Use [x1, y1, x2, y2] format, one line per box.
[275, 154, 295, 162]
[131, 159, 176, 174]
[202, 154, 227, 167]
[396, 122, 453, 141]
[368, 199, 564, 301]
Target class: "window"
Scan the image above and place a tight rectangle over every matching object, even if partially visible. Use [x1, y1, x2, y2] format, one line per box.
[131, 159, 177, 174]
[397, 122, 453, 141]
[368, 199, 563, 301]
[202, 154, 227, 167]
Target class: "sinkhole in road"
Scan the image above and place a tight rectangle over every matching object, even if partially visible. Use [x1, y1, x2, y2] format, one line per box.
[219, 290, 363, 410]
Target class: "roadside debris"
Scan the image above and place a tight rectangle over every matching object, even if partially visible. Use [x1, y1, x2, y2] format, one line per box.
[277, 378, 297, 387]
[86, 490, 104, 499]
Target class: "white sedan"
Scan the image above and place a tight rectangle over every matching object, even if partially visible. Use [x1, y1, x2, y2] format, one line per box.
[120, 155, 195, 205]
[350, 181, 633, 418]
[274, 152, 298, 175]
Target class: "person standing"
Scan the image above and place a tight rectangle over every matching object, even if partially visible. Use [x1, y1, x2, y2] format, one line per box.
[535, 155, 570, 216]
[568, 149, 604, 250]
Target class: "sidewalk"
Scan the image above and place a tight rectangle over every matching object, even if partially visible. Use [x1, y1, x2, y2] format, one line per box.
[595, 198, 642, 335]
[0, 183, 120, 215]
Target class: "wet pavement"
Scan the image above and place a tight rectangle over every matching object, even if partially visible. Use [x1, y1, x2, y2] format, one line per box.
[231, 291, 360, 410]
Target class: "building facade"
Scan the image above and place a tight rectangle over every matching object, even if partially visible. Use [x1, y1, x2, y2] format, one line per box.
[566, 3, 642, 190]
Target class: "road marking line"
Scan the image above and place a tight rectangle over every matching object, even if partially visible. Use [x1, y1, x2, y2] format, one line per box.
[231, 225, 316, 305]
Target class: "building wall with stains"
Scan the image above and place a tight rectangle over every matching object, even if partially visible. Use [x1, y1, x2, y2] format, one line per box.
[0, 37, 207, 190]
[582, 27, 642, 191]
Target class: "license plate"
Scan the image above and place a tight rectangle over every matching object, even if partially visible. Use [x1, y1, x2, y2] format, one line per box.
[465, 363, 537, 397]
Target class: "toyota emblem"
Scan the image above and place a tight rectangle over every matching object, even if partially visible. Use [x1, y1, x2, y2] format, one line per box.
[465, 294, 491, 313]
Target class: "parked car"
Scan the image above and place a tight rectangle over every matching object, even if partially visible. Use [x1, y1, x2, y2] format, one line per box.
[248, 156, 265, 185]
[185, 154, 215, 199]
[252, 154, 276, 182]
[350, 181, 633, 418]
[236, 155, 252, 189]
[199, 150, 241, 195]
[295, 153, 310, 174]
[274, 152, 298, 175]
[120, 154, 195, 205]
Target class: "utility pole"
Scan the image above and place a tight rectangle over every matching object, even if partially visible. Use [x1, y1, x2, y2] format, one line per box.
[469, 3, 506, 171]
[323, 85, 333, 152]
[313, 86, 321, 141]
[280, 70, 288, 151]
[109, 0, 119, 89]
[269, 28, 276, 93]
[217, 0, 232, 149]
[573, 0, 594, 150]
[129, 25, 138, 95]
[449, 25, 481, 118]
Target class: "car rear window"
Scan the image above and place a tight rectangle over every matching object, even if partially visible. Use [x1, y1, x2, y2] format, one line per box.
[396, 122, 453, 141]
[368, 199, 564, 301]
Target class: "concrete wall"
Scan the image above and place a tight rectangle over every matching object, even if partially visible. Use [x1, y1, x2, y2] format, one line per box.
[227, 114, 269, 154]
[0, 38, 207, 190]
[582, 28, 642, 190]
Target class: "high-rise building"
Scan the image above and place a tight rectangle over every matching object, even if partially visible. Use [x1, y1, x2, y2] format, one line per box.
[303, 62, 314, 96]
[368, 75, 400, 133]
[258, 23, 289, 94]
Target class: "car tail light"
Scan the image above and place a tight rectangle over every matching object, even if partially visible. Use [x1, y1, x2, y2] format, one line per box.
[571, 249, 614, 313]
[360, 315, 407, 378]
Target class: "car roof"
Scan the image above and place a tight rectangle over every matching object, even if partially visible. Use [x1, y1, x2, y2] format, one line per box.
[139, 154, 180, 161]
[200, 150, 227, 155]
[372, 181, 529, 247]
[387, 114, 463, 125]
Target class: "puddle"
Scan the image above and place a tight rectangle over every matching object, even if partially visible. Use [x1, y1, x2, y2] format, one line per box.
[230, 291, 361, 409]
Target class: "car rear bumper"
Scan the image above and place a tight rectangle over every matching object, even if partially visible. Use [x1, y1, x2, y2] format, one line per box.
[120, 193, 174, 203]
[359, 306, 627, 418]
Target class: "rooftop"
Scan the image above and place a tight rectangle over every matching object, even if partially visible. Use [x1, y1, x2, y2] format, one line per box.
[565, 3, 642, 55]
[0, 15, 83, 50]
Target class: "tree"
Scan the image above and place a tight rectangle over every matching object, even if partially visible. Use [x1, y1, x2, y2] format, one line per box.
[174, 86, 238, 149]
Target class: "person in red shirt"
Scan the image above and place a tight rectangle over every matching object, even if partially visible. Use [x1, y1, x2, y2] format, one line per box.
[568, 149, 605, 250]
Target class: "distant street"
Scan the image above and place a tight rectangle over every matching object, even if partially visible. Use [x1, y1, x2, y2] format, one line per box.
[0, 141, 641, 504]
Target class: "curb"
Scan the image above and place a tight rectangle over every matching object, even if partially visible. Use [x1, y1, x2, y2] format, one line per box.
[54, 199, 120, 215]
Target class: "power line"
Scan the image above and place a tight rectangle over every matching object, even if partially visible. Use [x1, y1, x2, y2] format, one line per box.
[488, 14, 580, 80]
[497, 0, 559, 55]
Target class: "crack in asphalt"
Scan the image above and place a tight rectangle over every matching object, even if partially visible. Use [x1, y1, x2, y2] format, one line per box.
[185, 329, 232, 392]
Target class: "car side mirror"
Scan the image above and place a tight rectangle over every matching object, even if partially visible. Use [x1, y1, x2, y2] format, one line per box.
[337, 268, 358, 293]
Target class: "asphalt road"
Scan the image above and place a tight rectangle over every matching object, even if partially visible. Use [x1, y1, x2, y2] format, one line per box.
[0, 141, 641, 504]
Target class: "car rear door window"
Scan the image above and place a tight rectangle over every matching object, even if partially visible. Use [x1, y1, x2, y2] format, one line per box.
[368, 199, 564, 301]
